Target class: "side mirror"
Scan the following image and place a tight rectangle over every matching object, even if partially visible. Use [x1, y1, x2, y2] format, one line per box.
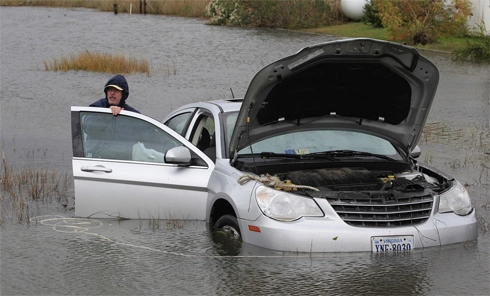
[165, 146, 192, 166]
[410, 145, 421, 159]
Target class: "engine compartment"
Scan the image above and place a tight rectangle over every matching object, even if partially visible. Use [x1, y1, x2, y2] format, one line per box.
[273, 166, 447, 227]
[280, 167, 445, 193]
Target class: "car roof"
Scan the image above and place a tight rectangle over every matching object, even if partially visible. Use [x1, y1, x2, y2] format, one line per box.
[169, 99, 242, 115]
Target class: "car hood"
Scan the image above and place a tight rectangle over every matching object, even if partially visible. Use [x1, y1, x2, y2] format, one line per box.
[230, 38, 439, 159]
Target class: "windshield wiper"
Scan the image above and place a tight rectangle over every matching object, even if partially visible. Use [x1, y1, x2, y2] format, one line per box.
[259, 152, 302, 159]
[308, 150, 397, 161]
[258, 152, 339, 161]
[240, 150, 395, 162]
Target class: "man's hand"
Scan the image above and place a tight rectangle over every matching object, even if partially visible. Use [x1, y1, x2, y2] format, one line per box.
[109, 106, 124, 115]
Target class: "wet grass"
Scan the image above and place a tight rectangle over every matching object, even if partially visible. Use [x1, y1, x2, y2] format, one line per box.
[135, 212, 186, 232]
[1, 151, 73, 223]
[421, 122, 489, 184]
[420, 122, 490, 233]
[42, 50, 151, 75]
[302, 21, 488, 55]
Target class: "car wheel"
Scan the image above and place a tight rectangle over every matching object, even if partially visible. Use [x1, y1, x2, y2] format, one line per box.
[213, 214, 241, 238]
[212, 215, 242, 256]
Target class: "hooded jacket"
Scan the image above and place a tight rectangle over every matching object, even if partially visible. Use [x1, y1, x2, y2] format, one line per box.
[90, 74, 139, 113]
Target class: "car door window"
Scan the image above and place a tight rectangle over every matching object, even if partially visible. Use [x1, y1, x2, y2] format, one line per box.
[165, 112, 193, 136]
[80, 112, 181, 163]
[191, 115, 215, 151]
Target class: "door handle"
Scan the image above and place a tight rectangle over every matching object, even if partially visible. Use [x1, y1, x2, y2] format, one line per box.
[81, 166, 113, 173]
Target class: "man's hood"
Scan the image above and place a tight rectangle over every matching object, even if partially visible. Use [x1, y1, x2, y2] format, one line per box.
[229, 38, 439, 159]
[104, 74, 129, 104]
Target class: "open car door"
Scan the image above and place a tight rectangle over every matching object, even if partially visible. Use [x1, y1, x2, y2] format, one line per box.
[71, 106, 214, 219]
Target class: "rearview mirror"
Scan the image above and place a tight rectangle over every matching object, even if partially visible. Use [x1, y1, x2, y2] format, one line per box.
[165, 146, 192, 166]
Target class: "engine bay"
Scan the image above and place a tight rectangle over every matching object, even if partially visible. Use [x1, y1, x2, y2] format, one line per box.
[280, 167, 445, 193]
[272, 166, 448, 227]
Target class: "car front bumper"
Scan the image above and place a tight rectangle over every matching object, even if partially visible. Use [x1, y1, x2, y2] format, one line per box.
[240, 210, 478, 252]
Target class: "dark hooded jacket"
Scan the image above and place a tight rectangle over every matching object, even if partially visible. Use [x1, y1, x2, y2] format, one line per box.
[90, 74, 139, 113]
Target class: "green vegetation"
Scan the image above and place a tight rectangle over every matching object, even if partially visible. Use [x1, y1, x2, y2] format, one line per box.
[373, 0, 472, 45]
[302, 22, 471, 51]
[361, 0, 382, 28]
[359, 0, 488, 63]
[452, 30, 490, 63]
[43, 50, 151, 75]
[301, 22, 388, 40]
[204, 0, 344, 29]
[302, 15, 489, 63]
[203, 0, 489, 63]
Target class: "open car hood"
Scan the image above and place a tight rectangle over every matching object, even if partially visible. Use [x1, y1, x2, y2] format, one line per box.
[230, 38, 439, 159]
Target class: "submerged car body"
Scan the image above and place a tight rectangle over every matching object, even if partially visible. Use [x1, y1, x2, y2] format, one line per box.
[71, 39, 477, 252]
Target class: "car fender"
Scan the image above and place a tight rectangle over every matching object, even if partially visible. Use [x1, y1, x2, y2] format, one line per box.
[206, 160, 263, 223]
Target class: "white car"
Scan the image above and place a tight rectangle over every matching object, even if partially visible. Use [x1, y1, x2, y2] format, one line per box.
[71, 38, 477, 252]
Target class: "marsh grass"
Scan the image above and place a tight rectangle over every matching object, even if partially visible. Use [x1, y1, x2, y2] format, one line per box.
[43, 50, 151, 75]
[420, 122, 490, 232]
[1, 151, 73, 223]
[420, 122, 489, 184]
[165, 216, 185, 230]
[0, 0, 210, 18]
[148, 213, 186, 230]
[135, 211, 186, 231]
[162, 62, 178, 76]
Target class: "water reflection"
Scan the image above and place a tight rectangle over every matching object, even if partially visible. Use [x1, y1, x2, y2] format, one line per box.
[3, 214, 483, 295]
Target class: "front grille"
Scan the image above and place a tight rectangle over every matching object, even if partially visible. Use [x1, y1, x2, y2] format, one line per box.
[326, 192, 434, 227]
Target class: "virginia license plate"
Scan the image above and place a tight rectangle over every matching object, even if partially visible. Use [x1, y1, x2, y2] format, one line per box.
[371, 236, 414, 252]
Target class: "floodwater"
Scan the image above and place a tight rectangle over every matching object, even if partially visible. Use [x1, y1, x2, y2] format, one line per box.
[1, 6, 489, 296]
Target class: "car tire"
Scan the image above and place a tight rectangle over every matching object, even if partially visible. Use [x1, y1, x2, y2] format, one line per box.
[213, 214, 241, 238]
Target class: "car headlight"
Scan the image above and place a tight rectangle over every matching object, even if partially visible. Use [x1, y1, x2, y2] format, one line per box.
[438, 180, 473, 216]
[255, 186, 324, 221]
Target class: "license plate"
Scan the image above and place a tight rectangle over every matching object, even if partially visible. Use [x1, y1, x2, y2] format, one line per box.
[371, 236, 414, 252]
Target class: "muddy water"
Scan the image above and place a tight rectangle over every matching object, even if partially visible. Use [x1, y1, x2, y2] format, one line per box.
[1, 7, 489, 296]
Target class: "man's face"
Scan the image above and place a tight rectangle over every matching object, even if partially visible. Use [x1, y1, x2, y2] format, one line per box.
[106, 87, 122, 106]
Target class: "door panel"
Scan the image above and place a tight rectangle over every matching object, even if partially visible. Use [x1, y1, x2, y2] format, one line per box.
[71, 107, 213, 219]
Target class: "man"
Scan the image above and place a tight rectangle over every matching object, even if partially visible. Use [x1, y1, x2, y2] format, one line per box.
[84, 74, 142, 158]
[90, 74, 139, 115]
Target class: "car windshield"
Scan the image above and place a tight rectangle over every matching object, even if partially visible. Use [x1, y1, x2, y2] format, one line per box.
[237, 130, 402, 160]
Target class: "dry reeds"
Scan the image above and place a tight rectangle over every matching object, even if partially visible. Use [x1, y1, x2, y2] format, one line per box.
[0, 0, 210, 18]
[43, 50, 151, 75]
[420, 122, 490, 185]
[1, 151, 73, 223]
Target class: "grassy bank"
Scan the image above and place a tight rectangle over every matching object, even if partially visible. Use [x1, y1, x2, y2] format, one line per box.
[302, 22, 475, 53]
[2, 0, 488, 60]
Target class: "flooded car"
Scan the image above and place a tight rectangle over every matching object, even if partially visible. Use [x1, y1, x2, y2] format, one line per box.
[71, 38, 477, 252]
